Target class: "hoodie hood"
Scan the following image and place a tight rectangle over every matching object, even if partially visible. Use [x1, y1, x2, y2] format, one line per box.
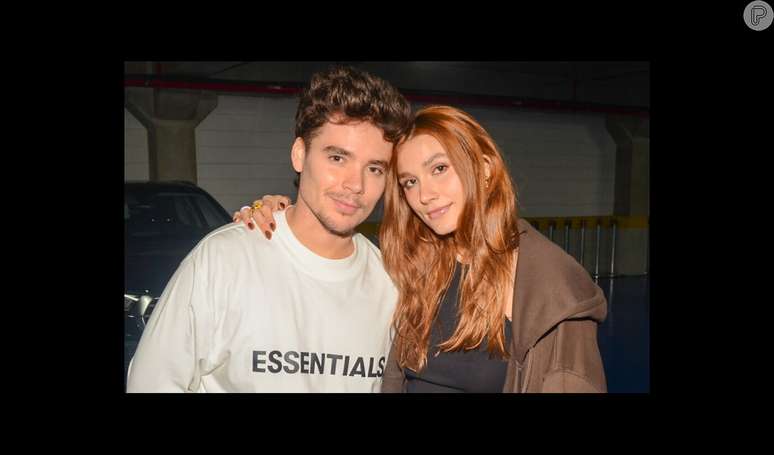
[510, 218, 607, 363]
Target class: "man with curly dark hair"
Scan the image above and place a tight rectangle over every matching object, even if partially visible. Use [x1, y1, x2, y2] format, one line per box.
[127, 66, 413, 393]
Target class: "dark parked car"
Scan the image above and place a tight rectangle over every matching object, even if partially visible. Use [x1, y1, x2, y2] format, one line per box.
[124, 181, 232, 384]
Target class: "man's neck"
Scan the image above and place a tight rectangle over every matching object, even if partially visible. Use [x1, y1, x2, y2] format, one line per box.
[285, 204, 355, 259]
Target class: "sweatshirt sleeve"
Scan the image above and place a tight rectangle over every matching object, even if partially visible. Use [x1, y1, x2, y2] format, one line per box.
[126, 251, 210, 393]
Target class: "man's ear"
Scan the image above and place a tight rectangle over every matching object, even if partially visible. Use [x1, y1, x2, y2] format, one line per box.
[291, 137, 306, 173]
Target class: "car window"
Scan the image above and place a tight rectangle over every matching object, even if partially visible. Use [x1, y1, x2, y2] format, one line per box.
[170, 195, 200, 228]
[125, 191, 227, 238]
[198, 195, 229, 227]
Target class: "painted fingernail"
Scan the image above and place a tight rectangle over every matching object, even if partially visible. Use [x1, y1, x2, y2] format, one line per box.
[248, 222, 254, 230]
[270, 222, 276, 231]
[265, 231, 272, 240]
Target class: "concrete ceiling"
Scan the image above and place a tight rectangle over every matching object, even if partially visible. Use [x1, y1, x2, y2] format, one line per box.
[125, 61, 650, 108]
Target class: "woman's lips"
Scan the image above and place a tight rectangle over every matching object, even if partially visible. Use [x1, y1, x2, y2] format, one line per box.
[427, 204, 451, 220]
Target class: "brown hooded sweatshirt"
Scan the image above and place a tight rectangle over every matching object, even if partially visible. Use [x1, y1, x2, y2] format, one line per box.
[381, 219, 608, 393]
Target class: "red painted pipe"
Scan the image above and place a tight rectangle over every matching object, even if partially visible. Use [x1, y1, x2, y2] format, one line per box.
[124, 78, 648, 118]
[125, 78, 301, 95]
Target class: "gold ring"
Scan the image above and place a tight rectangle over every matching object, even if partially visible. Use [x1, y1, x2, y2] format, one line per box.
[252, 201, 263, 210]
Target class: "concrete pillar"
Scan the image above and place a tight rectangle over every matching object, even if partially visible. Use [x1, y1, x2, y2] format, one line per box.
[605, 116, 649, 275]
[125, 87, 217, 183]
[631, 134, 650, 216]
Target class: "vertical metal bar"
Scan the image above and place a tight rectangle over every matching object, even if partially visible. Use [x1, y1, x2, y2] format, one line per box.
[610, 219, 617, 278]
[564, 219, 570, 253]
[579, 219, 586, 268]
[548, 220, 555, 243]
[606, 276, 615, 336]
[594, 219, 601, 280]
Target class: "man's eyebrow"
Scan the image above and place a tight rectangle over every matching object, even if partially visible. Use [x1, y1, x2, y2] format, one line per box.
[324, 146, 387, 168]
[368, 159, 388, 168]
[323, 145, 352, 156]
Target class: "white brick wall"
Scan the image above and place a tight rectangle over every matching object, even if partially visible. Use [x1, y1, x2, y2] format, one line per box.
[195, 95, 299, 214]
[445, 104, 617, 218]
[122, 94, 617, 218]
[124, 108, 149, 181]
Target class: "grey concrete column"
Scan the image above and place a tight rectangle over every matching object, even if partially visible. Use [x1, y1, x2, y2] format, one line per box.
[605, 116, 650, 275]
[125, 87, 217, 183]
[630, 134, 650, 216]
[606, 115, 649, 217]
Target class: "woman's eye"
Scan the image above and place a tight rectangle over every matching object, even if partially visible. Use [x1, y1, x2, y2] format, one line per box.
[330, 155, 343, 163]
[433, 164, 448, 174]
[369, 167, 384, 176]
[402, 179, 416, 189]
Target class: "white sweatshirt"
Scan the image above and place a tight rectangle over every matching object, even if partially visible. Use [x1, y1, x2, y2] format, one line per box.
[126, 210, 398, 393]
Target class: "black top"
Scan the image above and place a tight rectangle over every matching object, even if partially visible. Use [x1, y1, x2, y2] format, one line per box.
[405, 262, 512, 393]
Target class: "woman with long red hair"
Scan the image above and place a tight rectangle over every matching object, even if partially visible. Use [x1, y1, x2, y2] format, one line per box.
[238, 105, 607, 392]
